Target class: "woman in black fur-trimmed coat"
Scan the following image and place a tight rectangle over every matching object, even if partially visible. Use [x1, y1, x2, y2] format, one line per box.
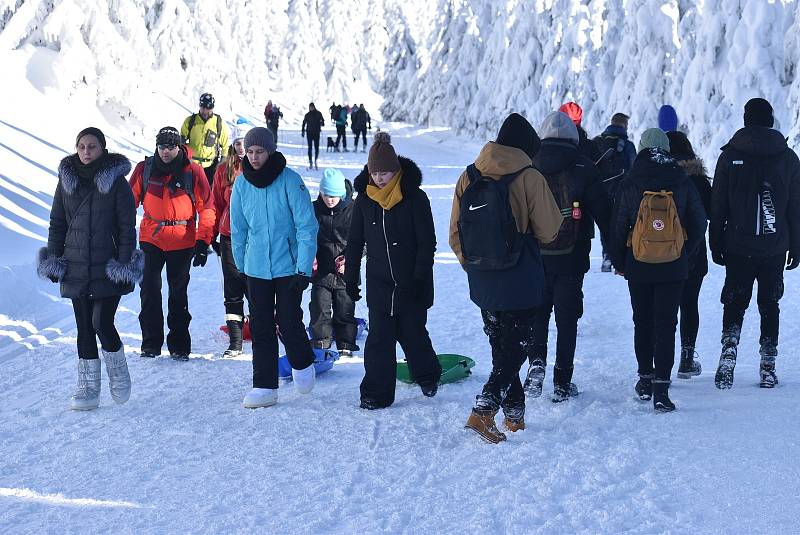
[37, 127, 141, 411]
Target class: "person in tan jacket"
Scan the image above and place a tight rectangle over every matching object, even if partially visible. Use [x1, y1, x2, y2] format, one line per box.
[449, 112, 562, 443]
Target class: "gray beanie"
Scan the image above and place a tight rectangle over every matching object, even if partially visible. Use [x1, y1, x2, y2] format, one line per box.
[244, 127, 276, 154]
[539, 111, 578, 143]
[638, 128, 671, 152]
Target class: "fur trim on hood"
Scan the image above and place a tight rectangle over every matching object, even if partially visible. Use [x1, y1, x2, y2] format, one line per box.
[58, 152, 132, 195]
[677, 158, 707, 178]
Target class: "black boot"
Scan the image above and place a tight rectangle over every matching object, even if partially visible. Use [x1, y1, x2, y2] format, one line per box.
[224, 319, 243, 357]
[522, 359, 546, 398]
[677, 345, 702, 379]
[652, 380, 675, 412]
[635, 374, 653, 401]
[714, 344, 737, 390]
[759, 344, 778, 388]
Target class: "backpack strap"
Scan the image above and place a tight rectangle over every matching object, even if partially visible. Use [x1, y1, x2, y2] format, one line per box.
[215, 114, 222, 161]
[186, 114, 197, 143]
[142, 156, 153, 202]
[466, 164, 530, 185]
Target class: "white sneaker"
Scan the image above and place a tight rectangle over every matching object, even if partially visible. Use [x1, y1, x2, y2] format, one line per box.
[292, 364, 316, 394]
[243, 388, 277, 408]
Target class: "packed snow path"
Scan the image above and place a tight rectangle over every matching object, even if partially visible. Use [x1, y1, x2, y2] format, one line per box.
[2, 122, 800, 534]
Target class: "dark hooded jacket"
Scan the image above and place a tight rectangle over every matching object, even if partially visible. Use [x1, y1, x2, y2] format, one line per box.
[710, 127, 800, 258]
[39, 152, 142, 299]
[676, 157, 711, 277]
[610, 148, 707, 283]
[313, 180, 354, 286]
[344, 157, 436, 314]
[577, 126, 602, 164]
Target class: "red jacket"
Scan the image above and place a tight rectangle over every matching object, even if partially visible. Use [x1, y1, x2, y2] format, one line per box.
[129, 147, 215, 251]
[212, 160, 241, 238]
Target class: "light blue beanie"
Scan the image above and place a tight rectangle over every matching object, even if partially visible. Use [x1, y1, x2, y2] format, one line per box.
[320, 168, 347, 197]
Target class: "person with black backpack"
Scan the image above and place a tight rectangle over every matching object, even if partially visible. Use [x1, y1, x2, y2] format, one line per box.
[710, 98, 800, 390]
[595, 112, 637, 272]
[523, 111, 611, 403]
[610, 128, 707, 412]
[449, 113, 562, 443]
[181, 93, 230, 188]
[301, 102, 325, 170]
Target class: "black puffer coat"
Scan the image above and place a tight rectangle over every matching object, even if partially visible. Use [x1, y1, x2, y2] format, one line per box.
[710, 126, 800, 258]
[38, 152, 142, 299]
[610, 148, 707, 283]
[313, 181, 354, 287]
[676, 157, 712, 278]
[344, 157, 436, 315]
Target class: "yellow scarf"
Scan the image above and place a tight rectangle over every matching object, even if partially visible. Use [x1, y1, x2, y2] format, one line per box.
[366, 170, 404, 210]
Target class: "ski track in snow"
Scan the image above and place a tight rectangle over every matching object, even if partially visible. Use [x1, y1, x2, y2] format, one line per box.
[2, 121, 800, 534]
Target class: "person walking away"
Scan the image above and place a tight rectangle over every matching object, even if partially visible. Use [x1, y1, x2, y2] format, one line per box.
[266, 102, 283, 143]
[38, 127, 140, 410]
[609, 128, 706, 412]
[302, 102, 325, 170]
[344, 132, 442, 409]
[450, 113, 562, 442]
[559, 102, 601, 163]
[309, 168, 359, 356]
[524, 111, 612, 402]
[212, 122, 251, 357]
[181, 92, 230, 188]
[709, 97, 800, 389]
[229, 127, 318, 408]
[666, 131, 711, 379]
[352, 104, 371, 152]
[335, 105, 349, 152]
[130, 126, 215, 361]
[595, 112, 637, 272]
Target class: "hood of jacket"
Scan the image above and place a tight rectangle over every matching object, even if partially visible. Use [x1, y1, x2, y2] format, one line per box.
[601, 124, 630, 140]
[628, 148, 688, 189]
[533, 139, 579, 174]
[677, 157, 707, 178]
[59, 152, 131, 195]
[723, 126, 788, 157]
[241, 151, 287, 188]
[472, 142, 532, 178]
[354, 155, 423, 194]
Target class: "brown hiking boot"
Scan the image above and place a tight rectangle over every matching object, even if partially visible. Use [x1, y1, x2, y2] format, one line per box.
[465, 410, 507, 443]
[503, 416, 525, 432]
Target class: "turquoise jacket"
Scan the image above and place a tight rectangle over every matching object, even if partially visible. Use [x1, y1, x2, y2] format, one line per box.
[230, 165, 318, 280]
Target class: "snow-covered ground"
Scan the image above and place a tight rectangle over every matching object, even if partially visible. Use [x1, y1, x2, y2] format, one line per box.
[3, 45, 800, 535]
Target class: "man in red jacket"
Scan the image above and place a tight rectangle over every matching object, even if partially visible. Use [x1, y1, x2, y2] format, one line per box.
[129, 126, 215, 360]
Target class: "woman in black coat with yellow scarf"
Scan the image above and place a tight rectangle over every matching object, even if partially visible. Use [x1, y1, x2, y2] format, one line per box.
[38, 127, 142, 410]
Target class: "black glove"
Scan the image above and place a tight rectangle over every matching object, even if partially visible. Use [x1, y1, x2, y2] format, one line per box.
[211, 239, 221, 256]
[48, 274, 59, 283]
[787, 250, 799, 270]
[192, 240, 208, 267]
[711, 250, 725, 267]
[289, 273, 310, 293]
[346, 283, 361, 302]
[301, 131, 305, 138]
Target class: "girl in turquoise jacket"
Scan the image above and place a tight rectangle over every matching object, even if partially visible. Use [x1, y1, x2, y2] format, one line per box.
[229, 127, 319, 409]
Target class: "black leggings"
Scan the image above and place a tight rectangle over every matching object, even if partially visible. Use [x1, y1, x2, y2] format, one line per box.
[307, 133, 320, 165]
[72, 295, 122, 359]
[220, 235, 247, 318]
[679, 275, 704, 348]
[353, 129, 367, 148]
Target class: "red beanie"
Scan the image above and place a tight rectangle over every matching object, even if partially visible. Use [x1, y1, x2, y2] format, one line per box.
[558, 102, 583, 127]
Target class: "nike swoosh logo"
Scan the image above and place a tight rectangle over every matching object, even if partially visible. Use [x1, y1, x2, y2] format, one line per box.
[468, 204, 488, 211]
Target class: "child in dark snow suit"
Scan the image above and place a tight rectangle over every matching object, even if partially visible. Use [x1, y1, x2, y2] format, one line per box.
[309, 168, 359, 355]
[344, 133, 442, 409]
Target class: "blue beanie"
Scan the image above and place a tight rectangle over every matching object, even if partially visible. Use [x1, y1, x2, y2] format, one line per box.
[320, 168, 347, 197]
[658, 105, 678, 132]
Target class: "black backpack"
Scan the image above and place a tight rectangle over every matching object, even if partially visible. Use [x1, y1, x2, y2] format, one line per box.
[141, 156, 196, 207]
[538, 167, 582, 255]
[595, 134, 628, 186]
[457, 164, 530, 271]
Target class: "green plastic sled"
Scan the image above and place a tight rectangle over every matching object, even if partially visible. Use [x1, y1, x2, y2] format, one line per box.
[396, 354, 475, 385]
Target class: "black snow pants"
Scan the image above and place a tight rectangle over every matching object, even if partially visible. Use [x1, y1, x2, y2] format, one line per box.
[335, 125, 347, 150]
[628, 280, 684, 381]
[220, 235, 247, 319]
[307, 133, 320, 166]
[720, 253, 785, 351]
[353, 128, 367, 150]
[361, 307, 441, 407]
[475, 308, 538, 420]
[72, 295, 122, 359]
[309, 275, 357, 349]
[247, 275, 315, 389]
[139, 243, 194, 356]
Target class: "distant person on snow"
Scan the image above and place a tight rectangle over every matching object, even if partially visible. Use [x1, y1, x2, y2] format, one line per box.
[309, 168, 359, 356]
[229, 127, 319, 409]
[344, 132, 442, 410]
[450, 113, 562, 443]
[130, 126, 215, 361]
[351, 103, 372, 152]
[594, 112, 637, 272]
[609, 128, 707, 412]
[525, 111, 611, 403]
[658, 105, 679, 133]
[334, 104, 349, 152]
[710, 97, 800, 390]
[558, 102, 601, 163]
[38, 127, 139, 411]
[301, 102, 325, 170]
[181, 93, 231, 188]
[212, 122, 252, 358]
[666, 131, 711, 381]
[264, 99, 284, 143]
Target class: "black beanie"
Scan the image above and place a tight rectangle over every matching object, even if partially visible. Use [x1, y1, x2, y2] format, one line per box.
[75, 127, 106, 149]
[744, 98, 774, 128]
[496, 113, 541, 159]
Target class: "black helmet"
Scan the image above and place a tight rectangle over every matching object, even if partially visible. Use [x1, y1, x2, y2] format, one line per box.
[199, 93, 215, 109]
